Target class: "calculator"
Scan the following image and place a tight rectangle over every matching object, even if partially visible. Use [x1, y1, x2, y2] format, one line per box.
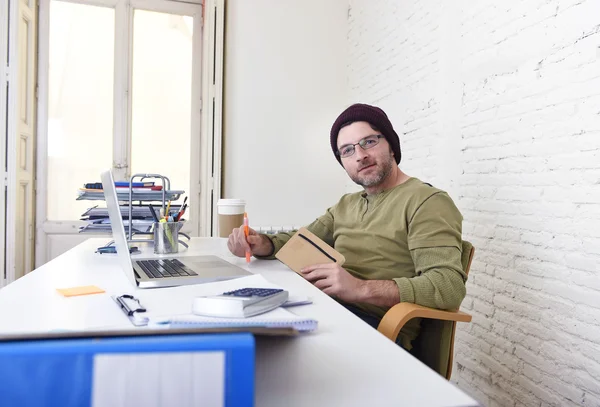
[192, 287, 289, 318]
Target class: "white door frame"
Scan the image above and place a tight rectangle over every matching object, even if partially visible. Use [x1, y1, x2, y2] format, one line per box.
[12, 0, 37, 282]
[4, 0, 16, 283]
[35, 0, 222, 266]
[0, 0, 8, 287]
[4, 0, 36, 284]
[200, 0, 224, 237]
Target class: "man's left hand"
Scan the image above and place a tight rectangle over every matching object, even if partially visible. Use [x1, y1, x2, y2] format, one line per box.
[300, 263, 365, 303]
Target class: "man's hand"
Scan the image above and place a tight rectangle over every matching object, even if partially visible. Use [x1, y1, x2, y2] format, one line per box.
[301, 263, 401, 307]
[227, 226, 273, 258]
[300, 263, 366, 303]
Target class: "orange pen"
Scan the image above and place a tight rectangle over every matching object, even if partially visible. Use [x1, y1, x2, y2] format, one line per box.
[243, 212, 251, 263]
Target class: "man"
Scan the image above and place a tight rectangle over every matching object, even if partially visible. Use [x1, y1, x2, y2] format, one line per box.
[227, 103, 467, 350]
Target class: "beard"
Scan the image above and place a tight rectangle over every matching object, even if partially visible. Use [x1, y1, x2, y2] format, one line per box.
[349, 154, 395, 188]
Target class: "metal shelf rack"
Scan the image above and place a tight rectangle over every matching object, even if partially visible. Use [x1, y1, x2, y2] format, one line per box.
[124, 173, 190, 247]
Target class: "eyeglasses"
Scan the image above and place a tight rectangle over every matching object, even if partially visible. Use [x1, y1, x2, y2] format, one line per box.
[336, 135, 384, 158]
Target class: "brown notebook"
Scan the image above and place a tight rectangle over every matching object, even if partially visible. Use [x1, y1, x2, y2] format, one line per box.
[275, 227, 345, 274]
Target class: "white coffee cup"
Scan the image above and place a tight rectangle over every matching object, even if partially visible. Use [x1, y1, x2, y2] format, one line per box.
[217, 199, 246, 238]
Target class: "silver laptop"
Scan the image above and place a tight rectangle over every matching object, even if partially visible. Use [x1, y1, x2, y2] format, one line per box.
[101, 170, 251, 288]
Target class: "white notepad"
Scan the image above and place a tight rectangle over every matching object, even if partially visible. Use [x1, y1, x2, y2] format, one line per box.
[149, 307, 317, 332]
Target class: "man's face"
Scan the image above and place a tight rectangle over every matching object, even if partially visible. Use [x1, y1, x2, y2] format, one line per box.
[337, 121, 395, 188]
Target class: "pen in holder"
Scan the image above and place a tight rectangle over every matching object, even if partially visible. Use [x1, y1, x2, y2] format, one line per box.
[154, 221, 183, 254]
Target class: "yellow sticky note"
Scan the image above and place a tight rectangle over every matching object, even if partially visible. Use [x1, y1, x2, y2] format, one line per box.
[56, 285, 105, 297]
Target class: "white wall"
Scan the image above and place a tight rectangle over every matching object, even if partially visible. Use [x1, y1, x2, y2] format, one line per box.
[348, 0, 600, 406]
[223, 0, 349, 228]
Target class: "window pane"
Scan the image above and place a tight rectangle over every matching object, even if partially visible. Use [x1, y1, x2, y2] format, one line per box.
[47, 1, 114, 220]
[130, 10, 192, 212]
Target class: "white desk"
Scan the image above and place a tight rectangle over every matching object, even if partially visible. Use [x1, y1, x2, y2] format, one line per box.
[0, 238, 478, 407]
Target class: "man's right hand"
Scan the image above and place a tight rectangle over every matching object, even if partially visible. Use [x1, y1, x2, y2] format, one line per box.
[227, 226, 274, 258]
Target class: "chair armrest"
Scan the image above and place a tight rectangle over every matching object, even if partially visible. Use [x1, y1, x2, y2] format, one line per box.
[377, 303, 472, 342]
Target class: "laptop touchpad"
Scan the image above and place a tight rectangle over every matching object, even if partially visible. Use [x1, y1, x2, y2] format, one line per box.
[179, 256, 250, 275]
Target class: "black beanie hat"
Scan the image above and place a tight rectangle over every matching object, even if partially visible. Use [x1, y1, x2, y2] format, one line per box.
[330, 103, 401, 166]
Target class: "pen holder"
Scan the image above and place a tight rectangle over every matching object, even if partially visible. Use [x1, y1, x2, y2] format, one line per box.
[153, 222, 183, 254]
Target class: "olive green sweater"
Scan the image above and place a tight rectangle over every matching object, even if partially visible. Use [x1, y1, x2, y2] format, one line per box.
[260, 177, 467, 349]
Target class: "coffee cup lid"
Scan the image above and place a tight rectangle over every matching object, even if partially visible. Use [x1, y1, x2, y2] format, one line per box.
[217, 199, 246, 206]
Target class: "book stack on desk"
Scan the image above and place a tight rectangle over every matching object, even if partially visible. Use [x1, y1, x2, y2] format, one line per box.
[79, 204, 181, 234]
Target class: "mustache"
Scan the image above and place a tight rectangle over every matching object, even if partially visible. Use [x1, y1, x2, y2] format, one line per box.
[358, 161, 376, 171]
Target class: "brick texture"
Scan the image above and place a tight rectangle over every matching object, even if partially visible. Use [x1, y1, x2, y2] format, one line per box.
[347, 0, 600, 406]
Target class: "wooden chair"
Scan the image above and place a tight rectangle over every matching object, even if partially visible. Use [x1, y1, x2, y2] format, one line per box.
[377, 241, 475, 380]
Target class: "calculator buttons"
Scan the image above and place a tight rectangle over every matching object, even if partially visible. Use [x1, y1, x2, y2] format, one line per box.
[223, 288, 284, 297]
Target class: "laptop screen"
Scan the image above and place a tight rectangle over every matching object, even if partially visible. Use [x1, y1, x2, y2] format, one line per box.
[100, 170, 138, 287]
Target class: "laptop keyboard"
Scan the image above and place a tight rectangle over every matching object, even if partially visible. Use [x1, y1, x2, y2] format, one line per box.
[136, 259, 199, 279]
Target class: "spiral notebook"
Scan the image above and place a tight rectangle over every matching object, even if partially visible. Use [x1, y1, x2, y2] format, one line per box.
[149, 308, 317, 332]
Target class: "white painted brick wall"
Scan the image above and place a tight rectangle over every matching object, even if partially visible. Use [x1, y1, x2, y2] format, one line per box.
[348, 0, 600, 406]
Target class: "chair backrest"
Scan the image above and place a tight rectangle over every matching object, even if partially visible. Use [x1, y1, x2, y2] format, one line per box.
[409, 240, 475, 379]
[461, 240, 475, 278]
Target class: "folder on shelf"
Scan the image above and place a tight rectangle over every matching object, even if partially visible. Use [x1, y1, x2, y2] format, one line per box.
[85, 181, 156, 189]
[114, 181, 155, 187]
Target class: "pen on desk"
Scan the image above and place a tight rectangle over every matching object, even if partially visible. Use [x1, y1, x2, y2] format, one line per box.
[243, 212, 251, 263]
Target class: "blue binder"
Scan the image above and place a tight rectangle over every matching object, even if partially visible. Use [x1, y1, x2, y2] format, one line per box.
[0, 333, 254, 407]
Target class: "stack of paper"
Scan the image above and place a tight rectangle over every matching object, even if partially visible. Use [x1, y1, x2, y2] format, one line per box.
[81, 205, 180, 219]
[79, 204, 182, 234]
[151, 308, 317, 332]
[77, 189, 184, 202]
[79, 219, 155, 234]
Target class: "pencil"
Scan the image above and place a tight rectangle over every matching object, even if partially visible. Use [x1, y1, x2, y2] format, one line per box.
[165, 201, 171, 221]
[243, 212, 251, 263]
